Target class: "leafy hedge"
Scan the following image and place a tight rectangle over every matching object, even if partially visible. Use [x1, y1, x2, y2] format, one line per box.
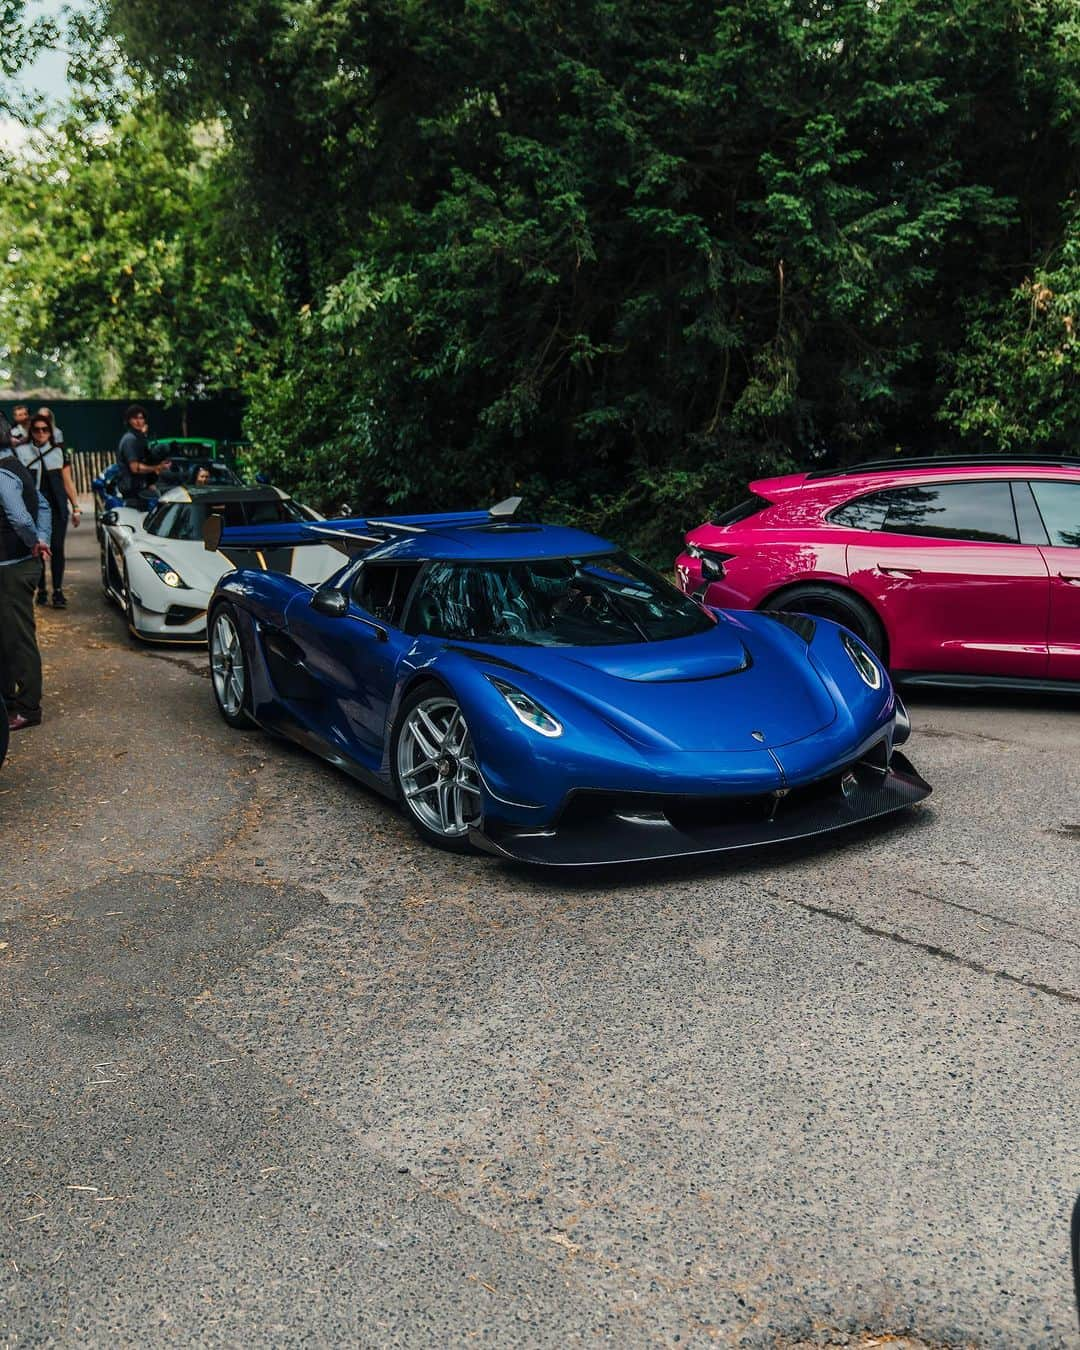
[6, 1, 1080, 561]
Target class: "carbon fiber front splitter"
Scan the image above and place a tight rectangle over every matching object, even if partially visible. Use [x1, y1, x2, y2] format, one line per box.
[470, 752, 931, 867]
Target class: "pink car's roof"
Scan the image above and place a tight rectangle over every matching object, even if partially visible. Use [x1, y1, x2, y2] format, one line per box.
[750, 459, 1080, 506]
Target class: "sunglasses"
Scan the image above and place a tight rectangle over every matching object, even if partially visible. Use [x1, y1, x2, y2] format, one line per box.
[30, 424, 50, 433]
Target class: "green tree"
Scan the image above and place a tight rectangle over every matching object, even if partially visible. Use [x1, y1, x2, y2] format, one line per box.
[0, 0, 62, 126]
[942, 202, 1080, 453]
[25, 0, 1080, 554]
[0, 97, 264, 410]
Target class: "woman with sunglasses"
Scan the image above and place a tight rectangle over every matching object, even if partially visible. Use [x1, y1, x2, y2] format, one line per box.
[16, 414, 80, 607]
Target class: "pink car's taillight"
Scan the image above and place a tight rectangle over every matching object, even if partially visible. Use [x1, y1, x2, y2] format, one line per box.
[686, 544, 734, 576]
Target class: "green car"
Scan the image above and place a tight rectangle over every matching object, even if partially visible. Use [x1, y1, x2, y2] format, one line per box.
[149, 437, 233, 463]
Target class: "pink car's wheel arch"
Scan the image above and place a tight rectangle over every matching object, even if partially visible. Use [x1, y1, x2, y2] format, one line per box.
[760, 581, 889, 661]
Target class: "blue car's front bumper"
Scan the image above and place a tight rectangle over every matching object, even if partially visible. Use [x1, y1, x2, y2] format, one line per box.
[469, 748, 930, 867]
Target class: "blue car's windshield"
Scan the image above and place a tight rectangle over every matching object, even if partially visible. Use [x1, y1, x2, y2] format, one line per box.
[412, 552, 715, 645]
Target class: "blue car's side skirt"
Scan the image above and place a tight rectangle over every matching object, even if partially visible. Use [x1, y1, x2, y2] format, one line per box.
[255, 706, 398, 803]
[470, 752, 931, 867]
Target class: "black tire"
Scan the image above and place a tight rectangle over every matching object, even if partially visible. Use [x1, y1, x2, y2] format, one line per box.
[208, 602, 256, 729]
[103, 538, 124, 606]
[119, 558, 141, 636]
[768, 584, 887, 659]
[390, 683, 482, 854]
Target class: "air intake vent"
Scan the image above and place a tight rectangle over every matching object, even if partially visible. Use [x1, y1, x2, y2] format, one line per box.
[765, 610, 816, 643]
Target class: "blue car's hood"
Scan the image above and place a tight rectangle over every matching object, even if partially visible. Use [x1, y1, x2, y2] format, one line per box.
[467, 617, 838, 752]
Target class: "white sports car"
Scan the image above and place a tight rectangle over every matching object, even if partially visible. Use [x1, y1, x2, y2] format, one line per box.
[100, 485, 342, 642]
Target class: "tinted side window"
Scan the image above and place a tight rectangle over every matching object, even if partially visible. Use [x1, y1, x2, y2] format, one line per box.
[352, 563, 422, 626]
[830, 492, 890, 531]
[878, 481, 1018, 543]
[219, 503, 247, 528]
[1030, 480, 1080, 547]
[244, 498, 305, 525]
[711, 495, 770, 527]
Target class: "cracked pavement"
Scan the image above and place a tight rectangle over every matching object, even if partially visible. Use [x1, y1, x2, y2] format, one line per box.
[1, 519, 1078, 1347]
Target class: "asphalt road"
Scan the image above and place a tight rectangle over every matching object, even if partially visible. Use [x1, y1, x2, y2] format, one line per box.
[2, 517, 1078, 1348]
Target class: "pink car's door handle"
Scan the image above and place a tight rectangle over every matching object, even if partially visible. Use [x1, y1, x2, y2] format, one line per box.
[1057, 572, 1080, 585]
[878, 565, 921, 579]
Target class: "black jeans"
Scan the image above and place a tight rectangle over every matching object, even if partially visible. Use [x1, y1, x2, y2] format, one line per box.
[48, 498, 68, 592]
[0, 557, 43, 715]
[37, 496, 68, 593]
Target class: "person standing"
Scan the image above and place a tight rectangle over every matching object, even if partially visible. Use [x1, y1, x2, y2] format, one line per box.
[0, 443, 51, 730]
[117, 405, 170, 503]
[9, 404, 30, 448]
[17, 414, 81, 607]
[36, 406, 65, 450]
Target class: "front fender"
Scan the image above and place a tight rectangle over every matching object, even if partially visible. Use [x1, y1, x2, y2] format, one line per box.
[400, 647, 673, 827]
[389, 650, 550, 813]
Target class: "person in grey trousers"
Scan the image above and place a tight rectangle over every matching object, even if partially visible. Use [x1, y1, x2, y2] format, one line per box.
[0, 437, 52, 730]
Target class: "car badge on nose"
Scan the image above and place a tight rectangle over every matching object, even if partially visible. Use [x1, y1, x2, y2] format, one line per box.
[751, 730, 766, 742]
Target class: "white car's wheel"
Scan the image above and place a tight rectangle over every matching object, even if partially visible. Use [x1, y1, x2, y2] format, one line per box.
[392, 687, 482, 852]
[102, 537, 124, 607]
[118, 557, 141, 636]
[209, 604, 255, 729]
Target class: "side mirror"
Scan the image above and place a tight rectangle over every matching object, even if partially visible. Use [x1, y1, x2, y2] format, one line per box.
[311, 586, 348, 617]
[102, 509, 118, 527]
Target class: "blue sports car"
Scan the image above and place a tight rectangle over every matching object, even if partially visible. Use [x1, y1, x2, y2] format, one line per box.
[203, 500, 930, 865]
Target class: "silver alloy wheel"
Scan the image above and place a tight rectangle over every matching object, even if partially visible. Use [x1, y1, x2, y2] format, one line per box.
[397, 695, 482, 838]
[210, 611, 246, 718]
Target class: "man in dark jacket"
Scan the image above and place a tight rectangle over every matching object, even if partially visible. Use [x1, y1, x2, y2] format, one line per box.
[0, 444, 52, 730]
[117, 405, 170, 502]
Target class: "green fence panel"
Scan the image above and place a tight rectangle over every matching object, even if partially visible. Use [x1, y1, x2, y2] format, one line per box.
[4, 397, 245, 457]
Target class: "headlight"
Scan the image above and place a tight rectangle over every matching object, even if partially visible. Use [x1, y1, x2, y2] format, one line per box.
[141, 552, 189, 589]
[485, 675, 563, 737]
[841, 631, 882, 689]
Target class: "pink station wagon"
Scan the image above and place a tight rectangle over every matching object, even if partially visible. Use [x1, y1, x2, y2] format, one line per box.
[675, 456, 1080, 690]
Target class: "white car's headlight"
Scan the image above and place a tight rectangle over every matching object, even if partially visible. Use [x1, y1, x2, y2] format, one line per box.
[485, 675, 563, 737]
[841, 631, 882, 689]
[142, 552, 189, 589]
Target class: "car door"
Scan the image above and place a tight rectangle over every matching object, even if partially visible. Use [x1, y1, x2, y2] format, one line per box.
[1028, 478, 1080, 681]
[282, 562, 420, 767]
[844, 479, 1050, 677]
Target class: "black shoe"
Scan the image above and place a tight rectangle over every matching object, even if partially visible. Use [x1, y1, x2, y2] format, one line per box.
[35, 588, 48, 606]
[52, 590, 67, 608]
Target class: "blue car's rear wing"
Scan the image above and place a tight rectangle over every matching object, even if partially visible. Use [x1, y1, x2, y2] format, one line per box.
[202, 496, 522, 556]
